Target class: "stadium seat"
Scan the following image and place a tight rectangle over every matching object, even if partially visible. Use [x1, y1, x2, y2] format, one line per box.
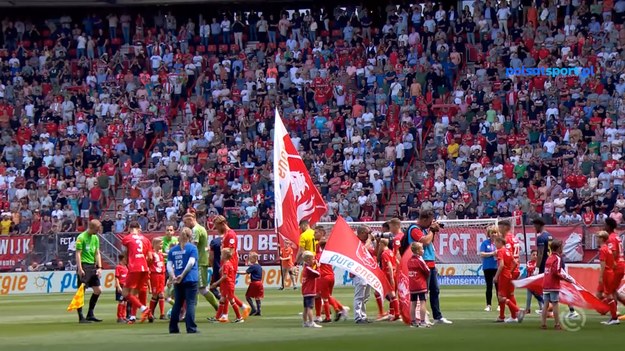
[207, 45, 217, 53]
[219, 44, 228, 53]
[196, 45, 205, 53]
[193, 35, 201, 44]
[256, 42, 265, 50]
[268, 43, 277, 49]
[44, 39, 54, 48]
[321, 30, 329, 37]
[111, 38, 122, 46]
[21, 40, 31, 49]
[331, 29, 341, 38]
[230, 44, 239, 53]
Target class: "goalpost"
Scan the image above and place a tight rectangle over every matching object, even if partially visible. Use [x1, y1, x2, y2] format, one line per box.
[317, 217, 521, 275]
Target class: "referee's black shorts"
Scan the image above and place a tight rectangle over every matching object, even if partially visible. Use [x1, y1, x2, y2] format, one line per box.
[79, 263, 101, 288]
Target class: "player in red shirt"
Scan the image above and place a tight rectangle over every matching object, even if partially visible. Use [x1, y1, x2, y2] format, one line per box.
[596, 231, 620, 325]
[149, 238, 167, 320]
[214, 215, 251, 318]
[115, 254, 129, 323]
[378, 238, 401, 321]
[541, 240, 573, 329]
[316, 239, 349, 322]
[120, 222, 153, 323]
[408, 242, 430, 328]
[494, 237, 522, 323]
[210, 249, 244, 323]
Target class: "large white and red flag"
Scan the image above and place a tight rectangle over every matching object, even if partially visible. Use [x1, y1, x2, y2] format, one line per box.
[273, 109, 327, 247]
[513, 274, 610, 314]
[319, 216, 393, 297]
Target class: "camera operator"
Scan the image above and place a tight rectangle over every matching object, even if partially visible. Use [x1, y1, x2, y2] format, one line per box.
[399, 211, 452, 325]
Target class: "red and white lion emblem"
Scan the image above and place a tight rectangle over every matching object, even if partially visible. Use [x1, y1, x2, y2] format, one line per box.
[356, 242, 378, 270]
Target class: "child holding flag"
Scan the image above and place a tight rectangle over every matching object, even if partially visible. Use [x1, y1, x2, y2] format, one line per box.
[408, 242, 430, 328]
[301, 251, 321, 328]
[541, 240, 574, 330]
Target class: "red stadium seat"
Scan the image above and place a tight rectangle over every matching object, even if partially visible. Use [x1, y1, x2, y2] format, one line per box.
[111, 38, 122, 46]
[321, 30, 329, 37]
[268, 43, 277, 49]
[331, 29, 341, 38]
[196, 45, 205, 53]
[21, 41, 31, 49]
[41, 29, 50, 38]
[193, 35, 201, 44]
[207, 45, 217, 53]
[256, 42, 265, 50]
[44, 39, 54, 48]
[230, 44, 239, 53]
[188, 46, 195, 54]
[219, 44, 228, 53]
[335, 39, 344, 47]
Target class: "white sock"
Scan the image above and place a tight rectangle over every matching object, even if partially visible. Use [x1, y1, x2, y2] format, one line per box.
[140, 306, 147, 312]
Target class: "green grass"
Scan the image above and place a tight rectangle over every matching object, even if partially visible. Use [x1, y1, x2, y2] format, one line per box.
[0, 287, 622, 351]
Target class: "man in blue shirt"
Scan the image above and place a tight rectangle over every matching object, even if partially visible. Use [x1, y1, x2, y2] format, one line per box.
[167, 227, 199, 334]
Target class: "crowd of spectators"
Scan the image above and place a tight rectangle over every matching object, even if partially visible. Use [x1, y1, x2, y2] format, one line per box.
[1, 0, 625, 238]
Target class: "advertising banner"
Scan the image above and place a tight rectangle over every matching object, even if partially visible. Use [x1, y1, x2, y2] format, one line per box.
[0, 237, 33, 270]
[1, 263, 507, 295]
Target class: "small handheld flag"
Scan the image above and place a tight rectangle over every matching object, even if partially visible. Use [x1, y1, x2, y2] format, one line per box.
[67, 284, 85, 312]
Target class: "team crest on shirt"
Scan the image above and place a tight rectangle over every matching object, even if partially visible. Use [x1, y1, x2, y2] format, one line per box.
[356, 242, 378, 270]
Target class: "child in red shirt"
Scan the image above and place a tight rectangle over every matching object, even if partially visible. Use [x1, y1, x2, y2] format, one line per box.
[407, 242, 430, 328]
[210, 249, 243, 323]
[115, 254, 128, 323]
[541, 240, 573, 330]
[301, 251, 321, 328]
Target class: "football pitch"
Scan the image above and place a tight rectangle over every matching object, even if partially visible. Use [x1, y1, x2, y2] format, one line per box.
[0, 287, 622, 351]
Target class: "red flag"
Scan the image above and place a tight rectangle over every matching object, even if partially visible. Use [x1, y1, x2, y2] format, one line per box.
[513, 274, 610, 315]
[273, 109, 327, 248]
[319, 216, 392, 297]
[397, 250, 414, 325]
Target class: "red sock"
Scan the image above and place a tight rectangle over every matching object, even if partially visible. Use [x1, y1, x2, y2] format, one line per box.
[509, 295, 518, 307]
[390, 299, 400, 317]
[222, 300, 230, 317]
[158, 298, 165, 315]
[323, 301, 331, 320]
[233, 295, 244, 307]
[149, 299, 157, 313]
[138, 290, 148, 306]
[315, 297, 322, 317]
[499, 301, 506, 319]
[232, 302, 242, 319]
[216, 302, 224, 318]
[375, 294, 385, 315]
[329, 296, 343, 311]
[117, 303, 125, 318]
[609, 300, 618, 319]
